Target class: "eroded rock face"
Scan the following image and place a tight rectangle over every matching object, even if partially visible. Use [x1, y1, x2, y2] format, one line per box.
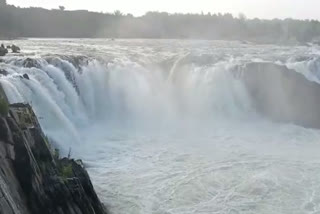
[0, 47, 8, 56]
[0, 103, 107, 214]
[22, 58, 41, 68]
[0, 116, 30, 214]
[240, 62, 320, 129]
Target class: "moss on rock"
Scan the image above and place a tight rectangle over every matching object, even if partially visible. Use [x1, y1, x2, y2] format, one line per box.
[0, 98, 8, 117]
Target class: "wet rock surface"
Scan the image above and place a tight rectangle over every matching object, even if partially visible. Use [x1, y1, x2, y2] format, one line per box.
[0, 47, 8, 57]
[22, 58, 42, 68]
[241, 62, 320, 129]
[22, 74, 29, 80]
[0, 92, 107, 214]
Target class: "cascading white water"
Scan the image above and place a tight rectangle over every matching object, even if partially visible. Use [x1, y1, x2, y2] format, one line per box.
[0, 54, 255, 149]
[1, 39, 320, 214]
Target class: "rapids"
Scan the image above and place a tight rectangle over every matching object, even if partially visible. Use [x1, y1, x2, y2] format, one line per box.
[1, 39, 320, 214]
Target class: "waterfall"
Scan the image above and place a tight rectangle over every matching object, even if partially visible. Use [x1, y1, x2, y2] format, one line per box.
[0, 55, 255, 152]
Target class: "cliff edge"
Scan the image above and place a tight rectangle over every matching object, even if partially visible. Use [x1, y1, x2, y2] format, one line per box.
[0, 87, 107, 214]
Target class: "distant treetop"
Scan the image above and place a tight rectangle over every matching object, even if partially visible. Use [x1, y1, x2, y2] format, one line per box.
[0, 5, 320, 44]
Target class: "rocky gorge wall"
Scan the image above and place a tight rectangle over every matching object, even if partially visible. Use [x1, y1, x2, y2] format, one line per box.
[240, 62, 320, 129]
[0, 86, 107, 214]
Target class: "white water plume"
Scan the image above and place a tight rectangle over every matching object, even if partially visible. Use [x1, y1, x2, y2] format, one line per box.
[1, 54, 256, 142]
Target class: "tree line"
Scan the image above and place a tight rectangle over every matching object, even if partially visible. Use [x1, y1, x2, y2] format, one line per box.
[1, 4, 320, 44]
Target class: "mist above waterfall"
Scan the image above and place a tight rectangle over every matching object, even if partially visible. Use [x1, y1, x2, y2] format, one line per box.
[1, 39, 320, 214]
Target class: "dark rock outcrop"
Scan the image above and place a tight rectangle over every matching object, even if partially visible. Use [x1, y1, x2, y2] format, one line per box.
[240, 62, 320, 129]
[0, 47, 8, 57]
[22, 74, 29, 80]
[11, 45, 20, 53]
[22, 58, 41, 68]
[0, 100, 107, 213]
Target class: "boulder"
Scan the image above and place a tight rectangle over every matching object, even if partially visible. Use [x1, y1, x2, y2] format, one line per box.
[11, 45, 20, 53]
[23, 73, 30, 80]
[0, 47, 8, 56]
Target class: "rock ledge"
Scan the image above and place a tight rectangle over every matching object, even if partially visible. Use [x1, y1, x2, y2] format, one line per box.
[0, 91, 107, 213]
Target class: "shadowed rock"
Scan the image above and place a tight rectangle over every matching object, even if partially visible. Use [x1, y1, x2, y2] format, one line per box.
[22, 74, 30, 80]
[241, 62, 320, 129]
[23, 58, 41, 68]
[11, 45, 20, 53]
[0, 47, 8, 56]
[0, 101, 108, 214]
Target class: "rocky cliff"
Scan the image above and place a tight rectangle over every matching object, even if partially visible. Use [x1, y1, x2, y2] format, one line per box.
[241, 62, 320, 129]
[0, 87, 107, 214]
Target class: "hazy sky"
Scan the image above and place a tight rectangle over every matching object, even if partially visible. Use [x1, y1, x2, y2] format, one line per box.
[7, 0, 320, 20]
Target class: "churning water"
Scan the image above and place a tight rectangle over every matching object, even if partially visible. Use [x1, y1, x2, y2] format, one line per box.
[1, 39, 320, 213]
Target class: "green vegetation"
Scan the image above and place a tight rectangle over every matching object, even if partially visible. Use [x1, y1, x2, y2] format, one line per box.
[0, 98, 8, 117]
[54, 148, 60, 160]
[1, 3, 320, 43]
[60, 163, 73, 179]
[43, 135, 50, 147]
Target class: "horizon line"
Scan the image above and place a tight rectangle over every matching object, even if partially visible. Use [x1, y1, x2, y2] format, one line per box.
[4, 4, 320, 22]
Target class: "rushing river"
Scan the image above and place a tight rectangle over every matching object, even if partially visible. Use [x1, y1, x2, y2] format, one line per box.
[1, 39, 320, 214]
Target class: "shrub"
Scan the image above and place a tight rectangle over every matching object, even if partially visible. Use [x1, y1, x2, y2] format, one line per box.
[60, 163, 73, 179]
[54, 148, 60, 160]
[0, 98, 8, 117]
